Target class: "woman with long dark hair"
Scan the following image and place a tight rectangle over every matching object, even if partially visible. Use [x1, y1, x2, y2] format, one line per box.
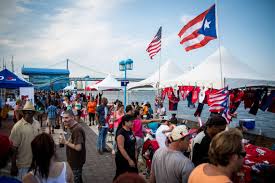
[112, 104, 125, 154]
[114, 115, 138, 181]
[23, 133, 73, 183]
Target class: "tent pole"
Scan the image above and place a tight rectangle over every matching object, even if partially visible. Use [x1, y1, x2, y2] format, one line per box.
[215, 0, 223, 88]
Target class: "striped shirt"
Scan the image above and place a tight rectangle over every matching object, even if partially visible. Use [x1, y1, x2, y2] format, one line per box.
[47, 105, 57, 119]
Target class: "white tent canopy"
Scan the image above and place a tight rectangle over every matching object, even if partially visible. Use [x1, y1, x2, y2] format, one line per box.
[92, 74, 121, 91]
[162, 47, 275, 89]
[128, 60, 183, 90]
[63, 82, 76, 90]
[63, 85, 75, 90]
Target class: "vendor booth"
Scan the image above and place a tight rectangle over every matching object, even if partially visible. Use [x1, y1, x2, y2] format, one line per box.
[90, 74, 121, 91]
[161, 47, 275, 89]
[127, 60, 183, 90]
[0, 68, 33, 107]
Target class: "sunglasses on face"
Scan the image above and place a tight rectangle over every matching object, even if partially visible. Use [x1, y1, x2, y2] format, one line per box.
[23, 111, 35, 115]
[238, 151, 246, 158]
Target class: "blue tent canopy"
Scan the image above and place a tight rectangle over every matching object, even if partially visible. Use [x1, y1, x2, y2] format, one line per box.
[0, 69, 33, 88]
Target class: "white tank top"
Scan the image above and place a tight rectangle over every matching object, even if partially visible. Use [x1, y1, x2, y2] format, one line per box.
[31, 162, 67, 183]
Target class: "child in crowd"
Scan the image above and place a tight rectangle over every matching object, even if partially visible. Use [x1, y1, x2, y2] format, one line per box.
[81, 106, 88, 122]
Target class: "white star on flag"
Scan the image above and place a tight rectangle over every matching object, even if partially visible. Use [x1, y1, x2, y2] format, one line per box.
[204, 19, 211, 30]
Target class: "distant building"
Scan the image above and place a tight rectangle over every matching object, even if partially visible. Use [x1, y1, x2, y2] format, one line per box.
[22, 67, 70, 91]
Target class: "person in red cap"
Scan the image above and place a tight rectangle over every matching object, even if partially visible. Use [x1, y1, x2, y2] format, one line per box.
[150, 125, 194, 183]
[0, 134, 21, 183]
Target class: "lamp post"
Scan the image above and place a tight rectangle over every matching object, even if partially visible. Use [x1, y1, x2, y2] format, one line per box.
[119, 59, 133, 111]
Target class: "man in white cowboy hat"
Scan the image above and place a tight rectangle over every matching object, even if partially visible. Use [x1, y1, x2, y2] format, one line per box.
[9, 101, 41, 181]
[150, 125, 194, 183]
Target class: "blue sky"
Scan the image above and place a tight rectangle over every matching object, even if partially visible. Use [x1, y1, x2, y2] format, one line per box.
[0, 0, 274, 79]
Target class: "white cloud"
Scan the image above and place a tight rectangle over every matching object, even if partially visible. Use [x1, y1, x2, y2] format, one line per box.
[1, 0, 150, 77]
[15, 4, 31, 13]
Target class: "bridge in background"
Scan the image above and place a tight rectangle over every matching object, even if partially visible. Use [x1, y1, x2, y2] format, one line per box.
[69, 77, 144, 82]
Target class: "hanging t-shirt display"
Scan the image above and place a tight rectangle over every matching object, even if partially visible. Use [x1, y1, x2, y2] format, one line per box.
[194, 103, 204, 117]
[260, 90, 275, 112]
[198, 88, 206, 103]
[229, 89, 244, 114]
[203, 89, 218, 104]
[249, 89, 265, 115]
[169, 98, 179, 111]
[179, 86, 194, 100]
[194, 89, 206, 117]
[191, 87, 200, 104]
[187, 90, 195, 108]
[243, 90, 256, 109]
[168, 91, 180, 111]
[167, 88, 175, 100]
[267, 91, 275, 113]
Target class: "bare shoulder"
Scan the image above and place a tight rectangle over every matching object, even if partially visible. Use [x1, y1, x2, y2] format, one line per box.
[48, 162, 64, 177]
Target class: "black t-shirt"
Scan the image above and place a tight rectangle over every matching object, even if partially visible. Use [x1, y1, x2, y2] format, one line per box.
[116, 128, 136, 162]
[192, 130, 211, 166]
[66, 123, 86, 168]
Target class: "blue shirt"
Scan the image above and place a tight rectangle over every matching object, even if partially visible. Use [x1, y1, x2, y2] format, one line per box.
[47, 105, 57, 119]
[0, 176, 21, 183]
[96, 105, 108, 126]
[147, 122, 160, 133]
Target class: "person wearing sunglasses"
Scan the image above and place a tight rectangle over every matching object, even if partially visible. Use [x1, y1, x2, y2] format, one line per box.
[188, 128, 245, 183]
[9, 101, 41, 181]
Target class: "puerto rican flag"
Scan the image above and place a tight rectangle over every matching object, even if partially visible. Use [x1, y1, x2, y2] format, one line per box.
[208, 87, 232, 123]
[208, 87, 228, 113]
[222, 106, 232, 124]
[178, 4, 217, 52]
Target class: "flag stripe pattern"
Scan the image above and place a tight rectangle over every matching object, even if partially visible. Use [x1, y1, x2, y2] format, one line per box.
[208, 87, 229, 113]
[178, 4, 217, 52]
[208, 87, 232, 123]
[146, 27, 162, 59]
[222, 106, 232, 124]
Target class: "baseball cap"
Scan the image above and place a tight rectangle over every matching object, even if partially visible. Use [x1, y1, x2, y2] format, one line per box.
[170, 125, 193, 141]
[161, 116, 169, 122]
[205, 114, 227, 127]
[0, 134, 13, 158]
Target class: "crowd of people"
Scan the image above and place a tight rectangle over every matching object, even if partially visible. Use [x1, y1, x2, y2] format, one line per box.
[0, 90, 253, 183]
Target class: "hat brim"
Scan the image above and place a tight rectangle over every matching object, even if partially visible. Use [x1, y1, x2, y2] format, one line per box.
[20, 109, 37, 112]
[172, 130, 196, 141]
[161, 119, 169, 123]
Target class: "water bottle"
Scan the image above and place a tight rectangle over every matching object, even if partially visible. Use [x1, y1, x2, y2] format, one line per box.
[59, 133, 64, 148]
[258, 128, 262, 135]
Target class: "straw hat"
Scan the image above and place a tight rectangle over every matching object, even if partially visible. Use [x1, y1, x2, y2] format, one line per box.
[22, 101, 36, 111]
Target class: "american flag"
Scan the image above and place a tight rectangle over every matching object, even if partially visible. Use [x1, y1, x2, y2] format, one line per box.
[208, 87, 232, 123]
[146, 26, 162, 59]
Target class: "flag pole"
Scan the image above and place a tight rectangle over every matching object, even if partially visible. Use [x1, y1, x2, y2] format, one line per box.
[215, 0, 223, 88]
[158, 26, 162, 95]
